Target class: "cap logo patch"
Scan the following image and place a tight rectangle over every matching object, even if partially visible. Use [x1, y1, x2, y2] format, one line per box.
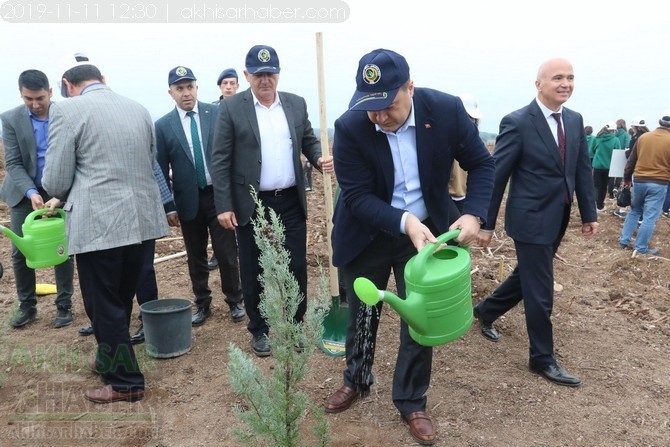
[257, 49, 271, 63]
[362, 64, 381, 85]
[176, 67, 187, 76]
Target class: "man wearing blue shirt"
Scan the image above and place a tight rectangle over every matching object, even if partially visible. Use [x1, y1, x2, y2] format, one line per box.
[0, 69, 74, 328]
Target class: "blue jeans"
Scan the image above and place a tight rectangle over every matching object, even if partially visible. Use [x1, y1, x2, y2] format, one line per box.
[619, 181, 666, 252]
[663, 184, 670, 212]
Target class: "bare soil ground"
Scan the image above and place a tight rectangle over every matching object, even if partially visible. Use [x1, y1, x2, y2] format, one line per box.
[0, 153, 669, 446]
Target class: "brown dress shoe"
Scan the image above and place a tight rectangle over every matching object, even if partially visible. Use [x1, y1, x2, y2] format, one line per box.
[401, 411, 436, 445]
[324, 385, 359, 413]
[84, 384, 144, 403]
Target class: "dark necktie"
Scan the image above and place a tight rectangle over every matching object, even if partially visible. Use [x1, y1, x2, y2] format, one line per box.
[186, 111, 207, 189]
[552, 112, 570, 203]
[552, 112, 566, 165]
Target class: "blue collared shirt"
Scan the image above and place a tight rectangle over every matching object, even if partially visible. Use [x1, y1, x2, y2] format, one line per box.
[375, 101, 428, 233]
[28, 108, 49, 191]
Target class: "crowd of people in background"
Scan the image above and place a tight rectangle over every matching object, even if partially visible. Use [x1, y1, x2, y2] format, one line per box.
[584, 113, 670, 255]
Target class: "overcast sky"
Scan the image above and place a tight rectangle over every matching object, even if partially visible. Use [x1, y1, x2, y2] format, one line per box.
[1, 0, 668, 135]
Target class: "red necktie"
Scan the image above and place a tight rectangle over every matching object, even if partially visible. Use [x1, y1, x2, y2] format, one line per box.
[552, 113, 566, 165]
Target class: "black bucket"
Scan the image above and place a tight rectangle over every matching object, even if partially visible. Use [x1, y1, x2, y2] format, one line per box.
[140, 298, 193, 358]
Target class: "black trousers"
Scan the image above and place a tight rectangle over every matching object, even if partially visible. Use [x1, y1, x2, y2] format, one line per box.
[179, 186, 242, 309]
[236, 191, 307, 338]
[135, 239, 157, 321]
[77, 242, 148, 392]
[341, 220, 440, 415]
[593, 168, 610, 209]
[477, 205, 570, 368]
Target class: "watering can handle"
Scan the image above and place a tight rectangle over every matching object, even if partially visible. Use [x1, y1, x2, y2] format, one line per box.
[412, 229, 461, 280]
[26, 207, 66, 223]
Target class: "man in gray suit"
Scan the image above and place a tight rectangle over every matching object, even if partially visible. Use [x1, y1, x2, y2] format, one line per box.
[43, 54, 170, 403]
[0, 69, 74, 329]
[211, 45, 333, 357]
[155, 66, 244, 327]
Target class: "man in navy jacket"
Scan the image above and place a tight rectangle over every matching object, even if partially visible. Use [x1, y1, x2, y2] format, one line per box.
[325, 48, 495, 445]
[475, 58, 598, 387]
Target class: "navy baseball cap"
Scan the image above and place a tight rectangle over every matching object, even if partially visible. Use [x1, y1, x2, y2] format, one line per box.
[217, 68, 238, 85]
[245, 45, 280, 74]
[349, 49, 410, 111]
[168, 66, 196, 85]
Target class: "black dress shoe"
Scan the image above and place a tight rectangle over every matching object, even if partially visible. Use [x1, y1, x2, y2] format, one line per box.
[130, 324, 145, 344]
[207, 256, 218, 270]
[251, 334, 271, 357]
[192, 306, 211, 326]
[529, 363, 582, 387]
[79, 325, 94, 336]
[229, 303, 246, 323]
[473, 306, 500, 342]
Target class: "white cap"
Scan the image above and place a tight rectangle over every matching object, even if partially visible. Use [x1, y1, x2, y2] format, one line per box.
[605, 122, 617, 131]
[458, 93, 483, 120]
[630, 116, 646, 127]
[58, 52, 94, 97]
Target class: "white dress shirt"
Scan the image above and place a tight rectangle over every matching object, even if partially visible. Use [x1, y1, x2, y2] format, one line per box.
[251, 91, 295, 191]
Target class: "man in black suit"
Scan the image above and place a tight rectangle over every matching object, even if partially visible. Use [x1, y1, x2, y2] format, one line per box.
[475, 58, 599, 387]
[325, 49, 495, 445]
[210, 45, 333, 357]
[155, 66, 244, 326]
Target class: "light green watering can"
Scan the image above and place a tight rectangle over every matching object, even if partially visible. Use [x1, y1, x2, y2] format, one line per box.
[0, 208, 68, 269]
[353, 229, 473, 347]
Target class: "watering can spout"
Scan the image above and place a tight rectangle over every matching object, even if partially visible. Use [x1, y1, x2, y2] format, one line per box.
[0, 209, 69, 269]
[353, 277, 429, 334]
[0, 224, 29, 254]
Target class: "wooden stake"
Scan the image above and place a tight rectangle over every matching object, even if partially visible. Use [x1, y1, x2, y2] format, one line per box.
[316, 32, 339, 297]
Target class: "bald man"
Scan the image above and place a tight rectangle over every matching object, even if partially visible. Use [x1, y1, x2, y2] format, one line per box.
[475, 58, 598, 386]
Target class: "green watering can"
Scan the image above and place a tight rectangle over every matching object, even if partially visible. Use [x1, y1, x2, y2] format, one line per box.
[0, 208, 68, 269]
[353, 229, 472, 347]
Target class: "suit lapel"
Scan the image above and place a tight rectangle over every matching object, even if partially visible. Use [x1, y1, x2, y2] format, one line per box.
[279, 93, 298, 150]
[199, 103, 211, 155]
[169, 108, 194, 165]
[530, 102, 563, 171]
[414, 100, 434, 194]
[562, 109, 578, 168]
[18, 107, 38, 169]
[371, 129, 395, 199]
[242, 90, 261, 147]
